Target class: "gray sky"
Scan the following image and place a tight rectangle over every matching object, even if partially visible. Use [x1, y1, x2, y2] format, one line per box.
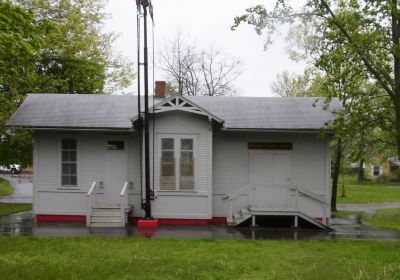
[105, 0, 306, 97]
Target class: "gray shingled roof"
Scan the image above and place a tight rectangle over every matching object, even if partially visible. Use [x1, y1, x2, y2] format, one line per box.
[6, 93, 340, 131]
[186, 96, 340, 130]
[6, 94, 160, 130]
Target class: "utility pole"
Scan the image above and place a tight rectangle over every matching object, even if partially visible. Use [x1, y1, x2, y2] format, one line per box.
[137, 0, 157, 227]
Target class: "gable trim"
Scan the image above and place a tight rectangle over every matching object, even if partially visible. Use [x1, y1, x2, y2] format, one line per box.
[152, 96, 224, 123]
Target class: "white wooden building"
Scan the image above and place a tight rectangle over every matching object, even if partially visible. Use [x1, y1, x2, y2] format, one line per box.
[7, 90, 339, 229]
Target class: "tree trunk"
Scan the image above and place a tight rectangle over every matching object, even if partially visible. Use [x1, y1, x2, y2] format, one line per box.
[331, 138, 342, 212]
[392, 0, 400, 159]
[395, 97, 400, 159]
[357, 159, 364, 183]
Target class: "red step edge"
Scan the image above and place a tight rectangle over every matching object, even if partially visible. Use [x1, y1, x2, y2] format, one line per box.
[137, 219, 159, 228]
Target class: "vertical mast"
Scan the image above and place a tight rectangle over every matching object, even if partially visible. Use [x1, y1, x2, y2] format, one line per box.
[143, 3, 152, 219]
[140, 0, 152, 219]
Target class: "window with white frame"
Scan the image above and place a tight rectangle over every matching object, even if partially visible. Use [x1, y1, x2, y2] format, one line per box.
[372, 166, 380, 176]
[160, 136, 195, 190]
[61, 139, 77, 186]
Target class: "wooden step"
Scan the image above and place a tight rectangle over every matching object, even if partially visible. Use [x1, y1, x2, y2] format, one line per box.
[91, 216, 122, 223]
[92, 212, 121, 218]
[90, 221, 124, 228]
[229, 207, 332, 230]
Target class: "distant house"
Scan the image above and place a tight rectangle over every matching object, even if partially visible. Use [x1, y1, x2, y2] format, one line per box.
[366, 157, 400, 181]
[6, 87, 339, 229]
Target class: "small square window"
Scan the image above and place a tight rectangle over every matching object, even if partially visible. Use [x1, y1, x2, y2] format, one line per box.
[107, 141, 124, 150]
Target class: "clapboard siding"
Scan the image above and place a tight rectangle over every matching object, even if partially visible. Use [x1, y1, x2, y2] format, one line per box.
[292, 138, 326, 194]
[34, 131, 137, 215]
[36, 132, 59, 190]
[212, 131, 330, 217]
[149, 111, 212, 219]
[33, 118, 330, 220]
[151, 111, 210, 192]
[127, 133, 144, 217]
[79, 134, 105, 190]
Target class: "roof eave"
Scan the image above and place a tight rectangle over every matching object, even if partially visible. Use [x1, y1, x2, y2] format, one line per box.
[5, 125, 135, 132]
[221, 127, 333, 134]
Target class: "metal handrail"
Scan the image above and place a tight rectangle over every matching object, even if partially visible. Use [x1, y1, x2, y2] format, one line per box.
[87, 181, 98, 196]
[290, 186, 328, 205]
[120, 182, 132, 227]
[290, 185, 328, 225]
[86, 181, 102, 227]
[224, 184, 256, 222]
[225, 183, 329, 225]
[120, 181, 129, 196]
[223, 184, 255, 201]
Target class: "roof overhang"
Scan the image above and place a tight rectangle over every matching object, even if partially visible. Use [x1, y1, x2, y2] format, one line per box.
[220, 127, 333, 134]
[6, 125, 135, 133]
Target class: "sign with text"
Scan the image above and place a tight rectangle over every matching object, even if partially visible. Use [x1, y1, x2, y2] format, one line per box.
[248, 142, 293, 150]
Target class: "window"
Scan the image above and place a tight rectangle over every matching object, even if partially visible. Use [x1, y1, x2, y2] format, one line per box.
[160, 136, 195, 190]
[160, 138, 175, 190]
[61, 139, 77, 186]
[180, 139, 194, 190]
[107, 141, 124, 150]
[373, 166, 380, 176]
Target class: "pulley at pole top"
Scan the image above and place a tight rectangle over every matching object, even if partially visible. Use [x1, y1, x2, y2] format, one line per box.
[136, 0, 154, 21]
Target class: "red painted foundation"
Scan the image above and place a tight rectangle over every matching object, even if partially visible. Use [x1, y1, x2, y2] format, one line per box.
[36, 215, 86, 222]
[129, 217, 226, 225]
[36, 215, 225, 225]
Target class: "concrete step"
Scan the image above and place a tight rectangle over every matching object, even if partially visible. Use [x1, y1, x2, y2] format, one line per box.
[90, 221, 124, 228]
[91, 216, 122, 223]
[92, 213, 121, 219]
[92, 210, 121, 216]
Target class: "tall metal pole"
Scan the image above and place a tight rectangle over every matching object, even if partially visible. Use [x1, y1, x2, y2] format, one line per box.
[142, 1, 152, 219]
[136, 9, 143, 207]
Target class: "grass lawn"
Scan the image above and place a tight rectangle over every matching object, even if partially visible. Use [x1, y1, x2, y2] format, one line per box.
[0, 178, 13, 196]
[364, 208, 400, 231]
[0, 237, 399, 280]
[0, 203, 32, 217]
[337, 175, 400, 204]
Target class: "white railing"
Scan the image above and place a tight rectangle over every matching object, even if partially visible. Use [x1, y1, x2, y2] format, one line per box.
[224, 183, 329, 225]
[120, 182, 132, 227]
[223, 184, 256, 222]
[290, 186, 329, 225]
[86, 181, 102, 227]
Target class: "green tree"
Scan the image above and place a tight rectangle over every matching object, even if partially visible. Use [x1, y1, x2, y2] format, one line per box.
[233, 0, 400, 159]
[233, 1, 400, 210]
[0, 0, 134, 166]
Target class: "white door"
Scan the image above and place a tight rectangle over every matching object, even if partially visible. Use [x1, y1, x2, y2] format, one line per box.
[104, 140, 128, 206]
[249, 150, 292, 208]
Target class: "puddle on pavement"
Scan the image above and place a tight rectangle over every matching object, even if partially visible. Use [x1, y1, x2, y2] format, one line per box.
[1, 211, 400, 240]
[0, 174, 33, 203]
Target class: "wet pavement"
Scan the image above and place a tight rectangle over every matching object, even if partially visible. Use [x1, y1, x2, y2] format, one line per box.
[0, 174, 32, 203]
[337, 203, 400, 213]
[0, 175, 399, 240]
[1, 211, 400, 240]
